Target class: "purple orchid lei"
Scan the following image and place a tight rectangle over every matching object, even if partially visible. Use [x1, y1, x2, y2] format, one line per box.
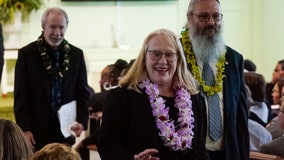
[139, 79, 194, 151]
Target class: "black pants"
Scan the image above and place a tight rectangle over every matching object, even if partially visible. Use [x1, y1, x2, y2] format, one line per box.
[208, 150, 225, 160]
[35, 114, 75, 151]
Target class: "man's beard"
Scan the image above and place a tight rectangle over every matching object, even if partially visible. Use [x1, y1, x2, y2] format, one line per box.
[189, 23, 225, 64]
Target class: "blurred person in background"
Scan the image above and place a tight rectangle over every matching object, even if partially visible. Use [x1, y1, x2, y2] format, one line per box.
[266, 60, 284, 106]
[267, 78, 284, 139]
[244, 85, 272, 152]
[244, 72, 270, 126]
[260, 93, 284, 157]
[244, 59, 257, 72]
[0, 119, 33, 160]
[271, 78, 284, 107]
[77, 59, 128, 160]
[30, 142, 81, 160]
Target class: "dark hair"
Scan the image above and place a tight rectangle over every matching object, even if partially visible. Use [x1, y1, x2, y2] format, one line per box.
[110, 59, 128, 86]
[120, 59, 136, 78]
[114, 59, 128, 72]
[244, 59, 256, 72]
[244, 72, 265, 102]
[275, 78, 284, 98]
[0, 119, 33, 160]
[278, 60, 284, 71]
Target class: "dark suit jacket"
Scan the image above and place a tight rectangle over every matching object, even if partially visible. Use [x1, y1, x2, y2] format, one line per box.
[260, 136, 284, 158]
[222, 46, 249, 160]
[186, 46, 249, 160]
[14, 41, 90, 148]
[97, 86, 209, 160]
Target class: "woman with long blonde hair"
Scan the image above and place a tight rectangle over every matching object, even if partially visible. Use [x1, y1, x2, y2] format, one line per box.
[97, 29, 209, 160]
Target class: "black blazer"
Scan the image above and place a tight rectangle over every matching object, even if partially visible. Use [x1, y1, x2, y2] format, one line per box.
[14, 41, 90, 147]
[185, 46, 249, 160]
[97, 86, 209, 160]
[222, 46, 249, 160]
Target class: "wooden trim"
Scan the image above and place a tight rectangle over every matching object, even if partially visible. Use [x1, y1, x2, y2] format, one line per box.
[250, 151, 284, 160]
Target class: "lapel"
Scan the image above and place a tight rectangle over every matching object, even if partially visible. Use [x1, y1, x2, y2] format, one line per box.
[222, 51, 232, 130]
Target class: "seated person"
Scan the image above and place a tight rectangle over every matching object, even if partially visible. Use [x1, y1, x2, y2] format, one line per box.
[244, 59, 256, 72]
[267, 78, 284, 139]
[260, 103, 284, 157]
[0, 119, 33, 160]
[271, 78, 284, 117]
[30, 142, 81, 160]
[244, 72, 270, 126]
[119, 59, 135, 78]
[89, 59, 128, 132]
[249, 119, 272, 151]
[266, 60, 284, 108]
[89, 59, 128, 114]
[245, 85, 272, 151]
[76, 59, 128, 160]
[266, 116, 284, 140]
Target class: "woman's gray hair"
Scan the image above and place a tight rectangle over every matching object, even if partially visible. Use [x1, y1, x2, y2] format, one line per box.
[41, 7, 69, 28]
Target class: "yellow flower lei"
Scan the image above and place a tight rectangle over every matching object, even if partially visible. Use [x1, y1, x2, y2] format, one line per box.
[181, 28, 227, 96]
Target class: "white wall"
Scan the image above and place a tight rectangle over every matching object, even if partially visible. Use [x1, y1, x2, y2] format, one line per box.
[3, 0, 284, 91]
[260, 0, 284, 82]
[11, 0, 182, 49]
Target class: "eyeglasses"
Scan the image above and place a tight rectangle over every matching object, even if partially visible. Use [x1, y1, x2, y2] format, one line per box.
[147, 50, 177, 62]
[192, 13, 223, 22]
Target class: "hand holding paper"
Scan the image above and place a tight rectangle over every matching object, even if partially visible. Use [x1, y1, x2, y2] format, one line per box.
[57, 100, 77, 138]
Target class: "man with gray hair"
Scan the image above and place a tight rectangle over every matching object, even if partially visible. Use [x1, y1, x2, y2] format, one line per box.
[14, 7, 91, 151]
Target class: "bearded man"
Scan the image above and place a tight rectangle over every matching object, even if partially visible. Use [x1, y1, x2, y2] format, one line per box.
[181, 0, 249, 160]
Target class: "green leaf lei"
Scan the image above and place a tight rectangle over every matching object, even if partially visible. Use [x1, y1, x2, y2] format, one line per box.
[181, 28, 227, 96]
[37, 34, 70, 78]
